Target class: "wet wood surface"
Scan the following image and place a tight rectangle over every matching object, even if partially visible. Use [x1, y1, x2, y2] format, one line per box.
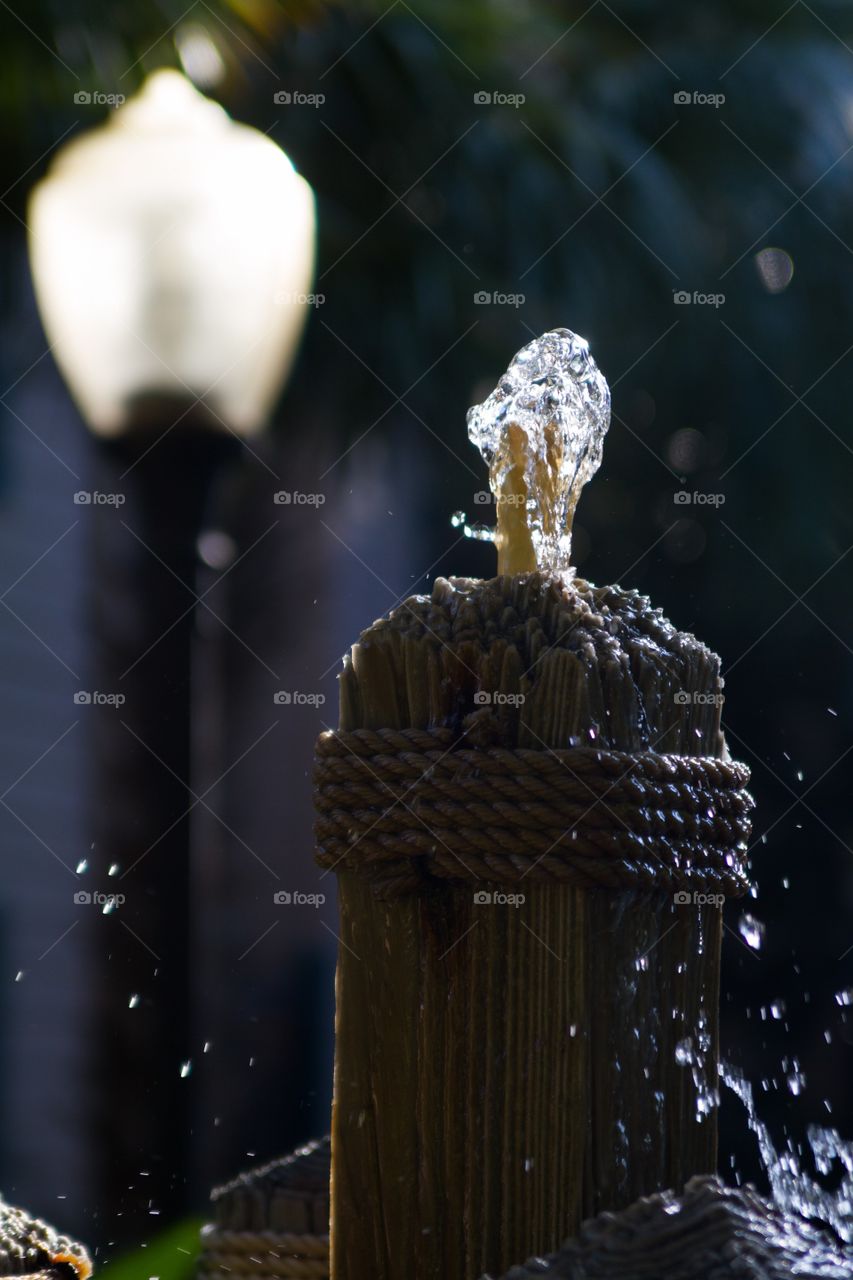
[325, 573, 729, 1280]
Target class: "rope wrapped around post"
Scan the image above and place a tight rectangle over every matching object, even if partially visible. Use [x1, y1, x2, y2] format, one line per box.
[196, 1230, 329, 1279]
[196, 1137, 330, 1280]
[314, 726, 753, 899]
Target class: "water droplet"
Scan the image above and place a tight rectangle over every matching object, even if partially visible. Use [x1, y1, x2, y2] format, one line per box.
[675, 1037, 694, 1066]
[737, 912, 765, 951]
[180, 1060, 192, 1079]
[108, 862, 120, 876]
[76, 859, 88, 875]
[787, 1068, 806, 1096]
[466, 522, 496, 543]
[449, 511, 496, 543]
[129, 993, 140, 1009]
[835, 988, 853, 1007]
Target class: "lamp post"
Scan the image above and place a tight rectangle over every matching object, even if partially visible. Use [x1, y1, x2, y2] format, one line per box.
[27, 70, 315, 1236]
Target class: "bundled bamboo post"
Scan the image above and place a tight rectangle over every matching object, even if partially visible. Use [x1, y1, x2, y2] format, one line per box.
[198, 1137, 331, 1280]
[314, 331, 752, 1279]
[491, 1174, 851, 1279]
[0, 1196, 90, 1280]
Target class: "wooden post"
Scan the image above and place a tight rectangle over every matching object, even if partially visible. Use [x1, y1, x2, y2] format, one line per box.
[317, 571, 750, 1280]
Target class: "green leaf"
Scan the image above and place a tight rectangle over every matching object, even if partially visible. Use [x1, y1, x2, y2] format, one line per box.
[100, 1218, 205, 1280]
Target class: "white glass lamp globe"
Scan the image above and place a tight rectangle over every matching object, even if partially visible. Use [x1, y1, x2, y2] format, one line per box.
[28, 69, 316, 437]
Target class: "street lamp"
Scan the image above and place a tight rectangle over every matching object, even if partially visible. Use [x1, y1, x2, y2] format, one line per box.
[27, 69, 316, 1239]
[29, 68, 315, 436]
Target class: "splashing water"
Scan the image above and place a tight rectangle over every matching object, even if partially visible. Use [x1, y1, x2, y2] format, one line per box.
[450, 510, 495, 544]
[674, 1009, 719, 1121]
[738, 911, 766, 951]
[722, 1061, 853, 1242]
[465, 328, 611, 575]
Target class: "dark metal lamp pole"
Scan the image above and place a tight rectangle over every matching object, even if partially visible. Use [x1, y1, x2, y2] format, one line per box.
[26, 70, 315, 1244]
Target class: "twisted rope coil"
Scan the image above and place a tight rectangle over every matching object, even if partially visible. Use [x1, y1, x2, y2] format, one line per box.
[314, 727, 753, 898]
[197, 1230, 328, 1280]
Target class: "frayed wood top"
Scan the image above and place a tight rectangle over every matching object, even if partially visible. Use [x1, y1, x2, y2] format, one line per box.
[0, 1200, 90, 1280]
[355, 574, 707, 663]
[341, 573, 728, 759]
[490, 1175, 851, 1279]
[211, 1137, 330, 1235]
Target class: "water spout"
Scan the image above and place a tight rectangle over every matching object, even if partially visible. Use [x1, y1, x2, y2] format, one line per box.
[466, 328, 611, 577]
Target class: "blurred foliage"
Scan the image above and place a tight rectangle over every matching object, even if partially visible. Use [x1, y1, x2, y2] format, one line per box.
[3, 0, 853, 1208]
[99, 1216, 204, 1279]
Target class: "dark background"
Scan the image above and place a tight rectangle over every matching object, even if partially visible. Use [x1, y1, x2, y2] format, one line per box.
[0, 0, 852, 1270]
